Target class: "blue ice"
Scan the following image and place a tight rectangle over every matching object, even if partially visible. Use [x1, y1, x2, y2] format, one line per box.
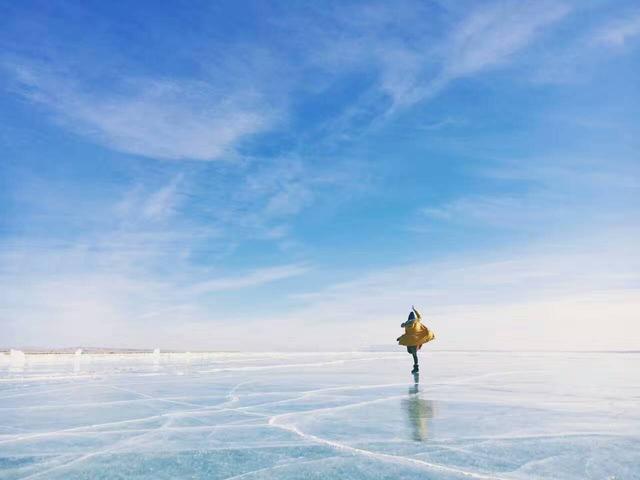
[0, 351, 638, 479]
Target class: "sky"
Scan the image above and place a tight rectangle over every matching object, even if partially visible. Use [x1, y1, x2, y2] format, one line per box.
[1, 0, 639, 351]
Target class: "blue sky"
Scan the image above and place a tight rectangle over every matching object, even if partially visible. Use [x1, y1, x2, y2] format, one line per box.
[1, 0, 639, 350]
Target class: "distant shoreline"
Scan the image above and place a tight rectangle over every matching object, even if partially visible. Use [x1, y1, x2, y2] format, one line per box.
[0, 348, 240, 355]
[1, 348, 638, 355]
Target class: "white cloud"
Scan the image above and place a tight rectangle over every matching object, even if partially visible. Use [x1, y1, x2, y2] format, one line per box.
[4, 63, 274, 161]
[4, 1, 636, 353]
[419, 155, 640, 231]
[442, 1, 569, 79]
[422, 196, 531, 226]
[3, 197, 637, 351]
[0, 238, 309, 348]
[299, 0, 569, 129]
[528, 7, 640, 85]
[273, 232, 640, 351]
[189, 264, 309, 294]
[392, 0, 569, 107]
[3, 1, 571, 159]
[419, 191, 568, 231]
[141, 174, 184, 221]
[264, 183, 313, 217]
[0, 163, 323, 349]
[205, 156, 361, 246]
[595, 12, 640, 47]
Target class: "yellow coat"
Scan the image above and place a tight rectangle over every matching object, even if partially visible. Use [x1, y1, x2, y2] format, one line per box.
[397, 318, 435, 347]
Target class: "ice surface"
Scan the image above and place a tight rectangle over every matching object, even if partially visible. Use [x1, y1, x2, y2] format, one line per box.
[0, 351, 638, 479]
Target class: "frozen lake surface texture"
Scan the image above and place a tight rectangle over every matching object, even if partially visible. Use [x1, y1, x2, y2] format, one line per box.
[0, 351, 637, 479]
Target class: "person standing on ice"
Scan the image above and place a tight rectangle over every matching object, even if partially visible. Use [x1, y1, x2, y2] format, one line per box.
[397, 306, 435, 374]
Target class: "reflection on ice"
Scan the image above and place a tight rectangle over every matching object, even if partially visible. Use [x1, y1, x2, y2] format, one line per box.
[403, 383, 434, 442]
[0, 351, 638, 479]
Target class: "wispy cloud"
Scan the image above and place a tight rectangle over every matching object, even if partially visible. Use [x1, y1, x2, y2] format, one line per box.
[441, 1, 569, 79]
[291, 0, 569, 137]
[0, 234, 309, 348]
[0, 160, 322, 347]
[401, 0, 569, 108]
[276, 231, 640, 350]
[15, 226, 638, 351]
[2, 0, 637, 352]
[594, 12, 640, 47]
[115, 174, 186, 222]
[418, 154, 640, 231]
[4, 62, 274, 160]
[2, 1, 570, 159]
[196, 156, 366, 250]
[528, 6, 640, 84]
[421, 196, 537, 227]
[189, 263, 309, 294]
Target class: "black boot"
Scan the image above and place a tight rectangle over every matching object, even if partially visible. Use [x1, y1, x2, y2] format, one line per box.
[411, 364, 419, 374]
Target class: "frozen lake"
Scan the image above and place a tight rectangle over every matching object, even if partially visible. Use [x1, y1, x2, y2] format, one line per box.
[0, 351, 638, 479]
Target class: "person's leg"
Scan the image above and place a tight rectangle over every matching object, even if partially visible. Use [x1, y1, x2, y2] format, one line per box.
[407, 346, 418, 372]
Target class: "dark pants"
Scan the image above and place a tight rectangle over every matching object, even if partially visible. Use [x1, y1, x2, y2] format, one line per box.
[406, 346, 418, 366]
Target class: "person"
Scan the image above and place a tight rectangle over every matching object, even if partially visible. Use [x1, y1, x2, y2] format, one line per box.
[397, 305, 435, 374]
